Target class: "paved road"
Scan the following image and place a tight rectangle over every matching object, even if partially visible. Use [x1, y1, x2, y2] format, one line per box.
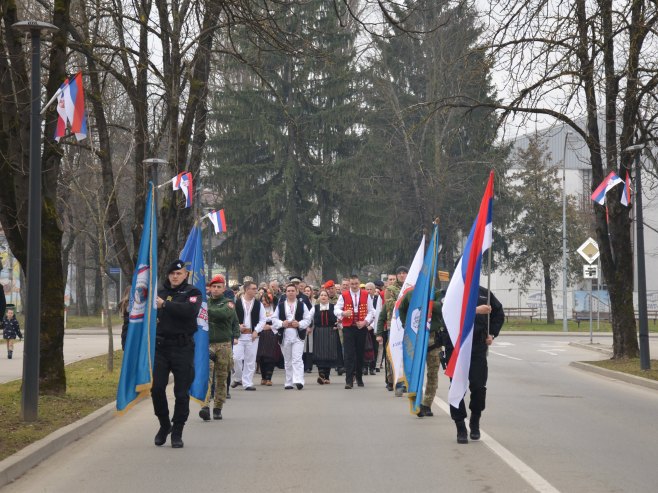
[0, 329, 121, 384]
[4, 334, 658, 492]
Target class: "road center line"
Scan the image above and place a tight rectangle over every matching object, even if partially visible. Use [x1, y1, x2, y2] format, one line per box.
[432, 396, 561, 493]
[489, 350, 522, 361]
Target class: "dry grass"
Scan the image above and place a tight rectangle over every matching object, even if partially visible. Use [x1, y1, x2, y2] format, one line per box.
[586, 358, 658, 381]
[0, 352, 122, 462]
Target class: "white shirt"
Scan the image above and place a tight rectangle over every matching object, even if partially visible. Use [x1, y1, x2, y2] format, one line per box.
[272, 300, 313, 341]
[334, 289, 375, 325]
[369, 294, 382, 331]
[238, 296, 267, 341]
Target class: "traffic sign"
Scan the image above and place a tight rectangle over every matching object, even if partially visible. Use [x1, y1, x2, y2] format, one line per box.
[577, 238, 599, 264]
[109, 267, 121, 275]
[583, 264, 598, 279]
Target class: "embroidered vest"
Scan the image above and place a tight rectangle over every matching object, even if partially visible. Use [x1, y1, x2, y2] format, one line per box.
[341, 289, 368, 326]
[235, 298, 261, 330]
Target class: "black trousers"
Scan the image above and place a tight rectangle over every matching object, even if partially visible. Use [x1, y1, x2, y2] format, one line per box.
[317, 366, 332, 379]
[449, 349, 488, 422]
[368, 332, 379, 370]
[151, 342, 195, 425]
[260, 361, 275, 380]
[343, 325, 367, 384]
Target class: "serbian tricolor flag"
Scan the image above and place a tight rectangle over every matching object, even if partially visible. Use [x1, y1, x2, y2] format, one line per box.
[63, 72, 87, 141]
[621, 171, 632, 207]
[172, 172, 193, 208]
[591, 171, 623, 205]
[444, 171, 494, 409]
[207, 209, 227, 234]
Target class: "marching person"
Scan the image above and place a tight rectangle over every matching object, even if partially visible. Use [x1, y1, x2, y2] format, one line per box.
[152, 260, 202, 449]
[231, 281, 266, 391]
[312, 289, 340, 384]
[272, 283, 313, 390]
[444, 286, 504, 444]
[199, 274, 239, 422]
[256, 289, 281, 386]
[377, 267, 408, 393]
[334, 274, 375, 389]
[365, 282, 381, 376]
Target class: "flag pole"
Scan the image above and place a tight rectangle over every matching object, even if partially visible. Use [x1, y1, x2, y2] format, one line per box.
[486, 240, 492, 336]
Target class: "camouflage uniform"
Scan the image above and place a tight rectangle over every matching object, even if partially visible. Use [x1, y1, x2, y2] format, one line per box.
[205, 294, 239, 410]
[398, 287, 445, 411]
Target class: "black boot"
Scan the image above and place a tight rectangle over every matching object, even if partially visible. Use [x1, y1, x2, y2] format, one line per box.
[456, 421, 469, 444]
[8, 350, 12, 359]
[469, 414, 481, 440]
[417, 404, 433, 417]
[170, 423, 184, 448]
[213, 408, 222, 420]
[199, 406, 210, 421]
[154, 416, 171, 446]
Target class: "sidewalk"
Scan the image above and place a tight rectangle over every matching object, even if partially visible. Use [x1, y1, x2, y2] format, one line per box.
[0, 327, 121, 384]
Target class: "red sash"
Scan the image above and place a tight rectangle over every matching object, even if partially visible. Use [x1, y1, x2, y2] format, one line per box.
[341, 289, 368, 326]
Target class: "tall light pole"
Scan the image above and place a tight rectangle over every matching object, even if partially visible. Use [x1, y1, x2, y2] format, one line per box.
[12, 20, 58, 422]
[562, 131, 571, 332]
[624, 144, 650, 370]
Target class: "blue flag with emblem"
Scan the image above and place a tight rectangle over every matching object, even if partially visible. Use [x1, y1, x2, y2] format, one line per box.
[402, 224, 440, 414]
[117, 183, 158, 413]
[180, 224, 209, 404]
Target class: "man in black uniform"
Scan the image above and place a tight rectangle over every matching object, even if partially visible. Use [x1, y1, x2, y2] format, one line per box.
[444, 286, 504, 444]
[152, 260, 202, 449]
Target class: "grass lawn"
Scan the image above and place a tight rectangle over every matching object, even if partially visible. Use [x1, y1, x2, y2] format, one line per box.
[0, 351, 122, 462]
[587, 358, 658, 381]
[11, 314, 115, 331]
[503, 318, 658, 332]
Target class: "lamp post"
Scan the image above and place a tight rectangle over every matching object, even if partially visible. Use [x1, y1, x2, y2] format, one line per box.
[624, 144, 650, 370]
[12, 20, 58, 422]
[562, 131, 571, 332]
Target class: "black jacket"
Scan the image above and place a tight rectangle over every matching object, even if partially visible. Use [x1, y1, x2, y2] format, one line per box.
[157, 278, 202, 338]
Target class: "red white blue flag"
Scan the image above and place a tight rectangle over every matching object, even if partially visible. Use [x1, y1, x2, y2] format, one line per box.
[591, 171, 623, 205]
[63, 72, 87, 141]
[621, 171, 632, 207]
[172, 172, 193, 208]
[444, 171, 494, 409]
[53, 72, 87, 142]
[207, 209, 227, 234]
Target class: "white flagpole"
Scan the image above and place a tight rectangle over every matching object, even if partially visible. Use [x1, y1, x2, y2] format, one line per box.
[40, 85, 64, 115]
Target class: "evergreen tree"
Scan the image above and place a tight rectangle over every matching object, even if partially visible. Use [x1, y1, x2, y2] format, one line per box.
[205, 2, 367, 278]
[501, 135, 590, 323]
[361, 1, 509, 269]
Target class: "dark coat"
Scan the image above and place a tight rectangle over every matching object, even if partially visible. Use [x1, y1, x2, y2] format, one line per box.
[156, 278, 202, 339]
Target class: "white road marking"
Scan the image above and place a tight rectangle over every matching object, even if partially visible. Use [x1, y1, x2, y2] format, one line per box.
[538, 349, 566, 356]
[490, 350, 522, 361]
[433, 396, 561, 493]
[493, 341, 515, 347]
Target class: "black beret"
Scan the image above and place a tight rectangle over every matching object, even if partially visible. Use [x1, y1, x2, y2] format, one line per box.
[167, 259, 186, 274]
[396, 265, 409, 274]
[374, 280, 385, 288]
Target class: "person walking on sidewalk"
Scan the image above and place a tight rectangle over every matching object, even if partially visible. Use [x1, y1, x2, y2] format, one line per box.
[2, 307, 22, 359]
[151, 260, 202, 449]
[199, 275, 239, 422]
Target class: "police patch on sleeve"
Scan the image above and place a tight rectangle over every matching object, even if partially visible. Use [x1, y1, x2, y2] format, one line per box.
[189, 296, 198, 303]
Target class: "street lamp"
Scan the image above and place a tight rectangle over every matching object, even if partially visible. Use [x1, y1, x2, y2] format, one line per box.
[624, 143, 650, 370]
[12, 20, 59, 422]
[562, 131, 572, 332]
[142, 158, 167, 209]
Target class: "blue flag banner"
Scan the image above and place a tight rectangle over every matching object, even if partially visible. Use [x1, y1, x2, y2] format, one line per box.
[117, 183, 158, 413]
[180, 225, 209, 405]
[402, 224, 440, 414]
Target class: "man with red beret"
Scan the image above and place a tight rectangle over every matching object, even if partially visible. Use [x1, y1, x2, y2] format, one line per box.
[199, 274, 239, 422]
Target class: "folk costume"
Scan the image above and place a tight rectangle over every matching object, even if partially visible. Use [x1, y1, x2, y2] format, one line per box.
[334, 288, 375, 388]
[232, 296, 266, 390]
[312, 303, 340, 383]
[272, 299, 312, 389]
[256, 302, 282, 385]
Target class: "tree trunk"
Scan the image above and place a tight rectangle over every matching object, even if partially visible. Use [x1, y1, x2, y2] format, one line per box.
[97, 234, 113, 372]
[543, 261, 555, 324]
[75, 237, 88, 316]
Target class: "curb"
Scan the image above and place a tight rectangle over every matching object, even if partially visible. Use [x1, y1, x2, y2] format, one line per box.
[569, 361, 658, 391]
[0, 401, 117, 488]
[568, 341, 613, 355]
